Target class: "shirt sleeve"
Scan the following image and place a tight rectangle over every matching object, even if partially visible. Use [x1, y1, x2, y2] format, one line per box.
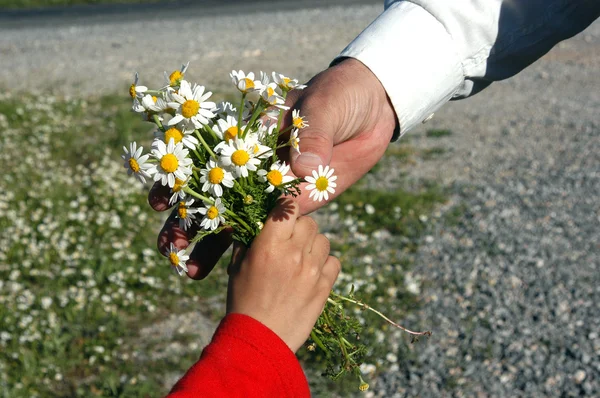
[166, 313, 310, 398]
[336, 0, 600, 138]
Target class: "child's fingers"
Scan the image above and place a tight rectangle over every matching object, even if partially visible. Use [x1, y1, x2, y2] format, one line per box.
[290, 216, 319, 252]
[320, 256, 342, 290]
[259, 198, 300, 242]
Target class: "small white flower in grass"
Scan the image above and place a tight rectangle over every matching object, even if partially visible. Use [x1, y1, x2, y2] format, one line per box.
[177, 199, 200, 231]
[164, 61, 189, 87]
[169, 178, 189, 205]
[290, 128, 301, 153]
[292, 109, 308, 129]
[212, 115, 242, 142]
[122, 142, 152, 183]
[129, 72, 147, 99]
[166, 243, 189, 276]
[154, 125, 199, 150]
[305, 165, 337, 202]
[215, 138, 261, 178]
[149, 138, 193, 188]
[199, 198, 226, 231]
[272, 72, 306, 90]
[230, 70, 264, 94]
[168, 80, 216, 129]
[199, 159, 234, 197]
[258, 162, 294, 193]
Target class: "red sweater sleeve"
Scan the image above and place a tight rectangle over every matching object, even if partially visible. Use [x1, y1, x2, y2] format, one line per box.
[166, 313, 310, 398]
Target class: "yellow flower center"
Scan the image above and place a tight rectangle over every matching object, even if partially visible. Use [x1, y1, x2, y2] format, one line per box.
[231, 149, 250, 166]
[152, 96, 158, 103]
[181, 99, 200, 118]
[169, 252, 179, 267]
[291, 138, 299, 149]
[359, 383, 369, 392]
[160, 153, 179, 173]
[253, 144, 260, 154]
[267, 87, 275, 97]
[242, 78, 254, 90]
[293, 117, 305, 129]
[208, 167, 225, 184]
[164, 127, 184, 144]
[169, 70, 184, 86]
[315, 176, 329, 191]
[207, 206, 219, 220]
[128, 158, 140, 173]
[173, 178, 185, 192]
[177, 202, 187, 219]
[267, 170, 283, 187]
[224, 126, 238, 141]
[129, 84, 136, 98]
[283, 77, 291, 86]
[244, 195, 254, 204]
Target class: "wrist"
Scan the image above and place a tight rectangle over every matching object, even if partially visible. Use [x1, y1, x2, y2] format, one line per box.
[331, 58, 397, 143]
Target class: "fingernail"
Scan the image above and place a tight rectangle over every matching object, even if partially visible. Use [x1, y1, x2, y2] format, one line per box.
[295, 152, 324, 170]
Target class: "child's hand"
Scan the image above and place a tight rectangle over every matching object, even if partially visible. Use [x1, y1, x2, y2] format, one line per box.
[226, 198, 341, 353]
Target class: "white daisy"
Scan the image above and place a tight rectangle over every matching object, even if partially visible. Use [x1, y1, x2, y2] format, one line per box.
[129, 72, 147, 99]
[257, 161, 294, 193]
[168, 80, 216, 129]
[121, 142, 152, 184]
[166, 243, 189, 276]
[176, 199, 200, 231]
[215, 138, 261, 178]
[261, 83, 289, 110]
[305, 165, 337, 202]
[133, 93, 168, 113]
[212, 115, 243, 142]
[164, 61, 189, 87]
[199, 159, 235, 197]
[292, 109, 308, 129]
[290, 128, 301, 153]
[230, 70, 264, 94]
[154, 125, 199, 150]
[199, 198, 226, 231]
[214, 101, 237, 117]
[272, 72, 307, 91]
[149, 138, 193, 188]
[169, 177, 189, 206]
[245, 132, 273, 159]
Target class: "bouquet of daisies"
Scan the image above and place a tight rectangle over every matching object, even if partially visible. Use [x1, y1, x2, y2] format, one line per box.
[121, 64, 428, 390]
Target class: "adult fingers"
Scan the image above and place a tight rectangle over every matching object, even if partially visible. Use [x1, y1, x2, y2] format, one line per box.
[290, 216, 319, 253]
[185, 228, 233, 280]
[148, 182, 173, 212]
[320, 256, 341, 290]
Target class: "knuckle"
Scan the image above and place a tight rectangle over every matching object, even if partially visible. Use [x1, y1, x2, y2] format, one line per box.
[298, 216, 318, 233]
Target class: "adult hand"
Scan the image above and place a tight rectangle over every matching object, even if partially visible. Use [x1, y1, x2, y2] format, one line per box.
[284, 58, 397, 214]
[226, 199, 341, 352]
[149, 58, 396, 279]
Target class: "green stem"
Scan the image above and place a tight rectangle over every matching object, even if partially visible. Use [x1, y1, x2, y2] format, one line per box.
[329, 292, 432, 337]
[278, 124, 294, 136]
[153, 114, 164, 131]
[242, 102, 264, 139]
[204, 124, 219, 142]
[194, 130, 217, 160]
[310, 330, 329, 356]
[237, 93, 245, 137]
[183, 187, 213, 203]
[224, 209, 253, 233]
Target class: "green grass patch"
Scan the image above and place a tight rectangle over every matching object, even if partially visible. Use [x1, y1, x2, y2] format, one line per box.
[421, 146, 448, 160]
[0, 90, 463, 397]
[426, 128, 453, 138]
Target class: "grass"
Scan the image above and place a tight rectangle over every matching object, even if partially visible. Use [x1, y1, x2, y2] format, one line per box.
[0, 91, 465, 397]
[426, 129, 453, 138]
[0, 0, 161, 9]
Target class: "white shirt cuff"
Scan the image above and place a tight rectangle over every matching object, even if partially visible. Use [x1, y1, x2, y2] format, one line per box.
[336, 1, 464, 137]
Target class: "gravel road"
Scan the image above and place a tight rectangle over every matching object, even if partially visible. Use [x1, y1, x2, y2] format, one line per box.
[2, 2, 598, 396]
